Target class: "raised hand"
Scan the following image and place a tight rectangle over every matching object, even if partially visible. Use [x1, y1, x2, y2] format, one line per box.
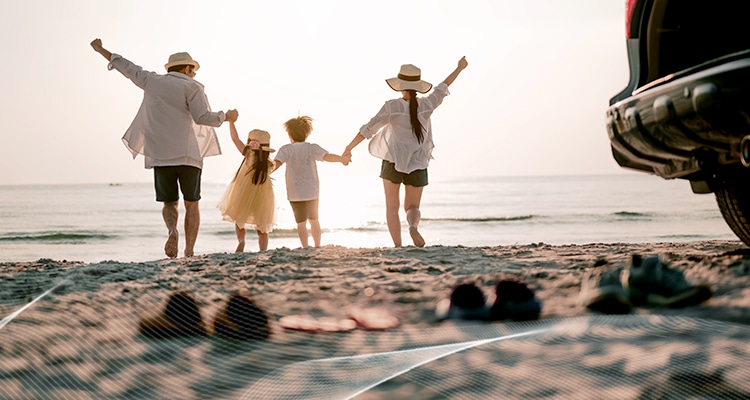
[90, 38, 112, 61]
[457, 56, 468, 70]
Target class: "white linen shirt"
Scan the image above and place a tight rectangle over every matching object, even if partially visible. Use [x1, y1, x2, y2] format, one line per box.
[108, 54, 224, 169]
[360, 82, 450, 174]
[274, 142, 329, 201]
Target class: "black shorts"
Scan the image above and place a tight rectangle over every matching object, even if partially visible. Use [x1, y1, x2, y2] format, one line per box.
[289, 199, 319, 223]
[380, 160, 428, 187]
[153, 166, 202, 202]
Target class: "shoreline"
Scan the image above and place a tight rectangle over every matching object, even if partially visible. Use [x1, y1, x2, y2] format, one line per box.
[1, 240, 750, 399]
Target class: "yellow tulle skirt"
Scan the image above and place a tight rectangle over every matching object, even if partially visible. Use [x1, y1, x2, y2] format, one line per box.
[217, 162, 276, 233]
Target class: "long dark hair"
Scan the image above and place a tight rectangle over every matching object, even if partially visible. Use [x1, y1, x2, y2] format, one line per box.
[243, 147, 270, 185]
[407, 89, 424, 143]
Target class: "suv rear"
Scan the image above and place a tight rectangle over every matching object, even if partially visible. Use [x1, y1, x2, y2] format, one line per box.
[607, 0, 750, 245]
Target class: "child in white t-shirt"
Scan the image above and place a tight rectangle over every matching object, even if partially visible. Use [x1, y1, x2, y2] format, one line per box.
[274, 116, 350, 248]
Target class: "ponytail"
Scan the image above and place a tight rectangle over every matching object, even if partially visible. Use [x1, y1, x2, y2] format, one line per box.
[243, 147, 270, 185]
[407, 89, 424, 143]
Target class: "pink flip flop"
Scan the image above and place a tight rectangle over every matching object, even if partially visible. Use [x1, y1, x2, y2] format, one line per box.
[278, 313, 357, 333]
[348, 306, 400, 330]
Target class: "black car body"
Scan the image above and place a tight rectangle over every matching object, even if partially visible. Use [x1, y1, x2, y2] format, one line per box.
[606, 0, 750, 245]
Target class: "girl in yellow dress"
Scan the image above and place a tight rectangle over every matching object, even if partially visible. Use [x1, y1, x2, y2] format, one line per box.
[217, 120, 276, 252]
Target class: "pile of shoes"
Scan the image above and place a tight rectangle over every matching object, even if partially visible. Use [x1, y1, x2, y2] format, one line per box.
[435, 279, 542, 322]
[579, 254, 713, 314]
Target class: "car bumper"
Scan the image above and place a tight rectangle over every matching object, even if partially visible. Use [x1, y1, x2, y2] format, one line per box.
[606, 56, 750, 179]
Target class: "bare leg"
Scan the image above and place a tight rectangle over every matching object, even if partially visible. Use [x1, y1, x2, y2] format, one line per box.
[184, 200, 200, 257]
[405, 185, 425, 247]
[235, 224, 246, 253]
[382, 179, 402, 247]
[257, 230, 269, 251]
[310, 219, 322, 247]
[297, 222, 309, 248]
[162, 201, 179, 258]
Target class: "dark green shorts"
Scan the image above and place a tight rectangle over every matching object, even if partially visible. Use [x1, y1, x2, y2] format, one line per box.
[380, 160, 428, 187]
[153, 166, 202, 202]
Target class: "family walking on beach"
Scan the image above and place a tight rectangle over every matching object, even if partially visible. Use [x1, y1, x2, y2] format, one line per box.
[90, 38, 468, 258]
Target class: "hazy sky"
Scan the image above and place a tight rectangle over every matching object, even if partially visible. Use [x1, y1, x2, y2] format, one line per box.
[0, 0, 631, 185]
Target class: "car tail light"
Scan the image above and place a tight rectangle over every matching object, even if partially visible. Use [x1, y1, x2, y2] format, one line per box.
[625, 0, 639, 38]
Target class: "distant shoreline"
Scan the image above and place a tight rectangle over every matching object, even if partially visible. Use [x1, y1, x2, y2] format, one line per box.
[0, 171, 650, 187]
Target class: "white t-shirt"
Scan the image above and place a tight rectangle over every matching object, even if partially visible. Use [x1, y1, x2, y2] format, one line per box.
[359, 83, 450, 174]
[274, 142, 329, 201]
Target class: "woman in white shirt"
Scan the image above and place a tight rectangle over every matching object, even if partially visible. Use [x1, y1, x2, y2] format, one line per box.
[343, 57, 468, 248]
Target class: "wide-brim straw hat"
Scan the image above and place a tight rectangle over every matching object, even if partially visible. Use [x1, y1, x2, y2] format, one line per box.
[385, 64, 432, 93]
[164, 52, 200, 71]
[247, 129, 275, 153]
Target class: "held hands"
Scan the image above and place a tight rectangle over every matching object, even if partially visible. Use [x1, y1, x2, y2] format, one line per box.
[225, 109, 239, 123]
[342, 153, 352, 166]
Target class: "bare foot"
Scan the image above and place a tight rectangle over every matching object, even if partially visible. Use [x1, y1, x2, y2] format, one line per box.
[235, 241, 245, 253]
[409, 226, 425, 247]
[165, 231, 178, 258]
[184, 249, 194, 257]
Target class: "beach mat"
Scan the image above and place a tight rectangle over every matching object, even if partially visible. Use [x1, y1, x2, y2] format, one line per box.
[2, 315, 750, 399]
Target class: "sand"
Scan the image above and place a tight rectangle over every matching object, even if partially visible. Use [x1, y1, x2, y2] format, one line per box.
[1, 240, 750, 399]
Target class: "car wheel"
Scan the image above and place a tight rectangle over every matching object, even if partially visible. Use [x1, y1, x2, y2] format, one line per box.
[715, 172, 750, 247]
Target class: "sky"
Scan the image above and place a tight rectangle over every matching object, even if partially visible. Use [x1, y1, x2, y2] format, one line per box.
[0, 0, 632, 185]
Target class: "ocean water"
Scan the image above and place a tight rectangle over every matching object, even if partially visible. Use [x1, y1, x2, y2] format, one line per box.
[0, 174, 738, 264]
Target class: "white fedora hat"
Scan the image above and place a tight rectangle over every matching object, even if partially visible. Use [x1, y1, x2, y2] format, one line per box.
[164, 52, 200, 71]
[385, 64, 432, 93]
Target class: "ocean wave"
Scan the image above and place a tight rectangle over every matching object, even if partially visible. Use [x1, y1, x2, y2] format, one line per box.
[0, 232, 113, 242]
[214, 228, 301, 238]
[214, 226, 383, 238]
[613, 211, 650, 217]
[423, 215, 534, 222]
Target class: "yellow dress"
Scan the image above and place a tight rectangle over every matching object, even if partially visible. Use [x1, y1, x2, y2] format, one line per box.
[217, 153, 276, 233]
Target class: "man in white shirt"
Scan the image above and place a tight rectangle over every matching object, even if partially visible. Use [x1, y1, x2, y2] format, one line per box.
[91, 38, 238, 259]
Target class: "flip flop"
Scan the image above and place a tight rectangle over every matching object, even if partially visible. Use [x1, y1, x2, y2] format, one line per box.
[348, 306, 400, 330]
[278, 313, 357, 332]
[138, 291, 206, 338]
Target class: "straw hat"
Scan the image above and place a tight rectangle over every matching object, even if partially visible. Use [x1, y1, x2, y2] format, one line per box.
[164, 52, 200, 71]
[247, 129, 275, 152]
[385, 64, 432, 93]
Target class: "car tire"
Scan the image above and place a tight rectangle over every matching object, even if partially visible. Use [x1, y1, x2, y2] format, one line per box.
[715, 172, 750, 246]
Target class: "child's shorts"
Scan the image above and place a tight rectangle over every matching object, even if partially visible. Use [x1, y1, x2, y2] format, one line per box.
[290, 199, 319, 223]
